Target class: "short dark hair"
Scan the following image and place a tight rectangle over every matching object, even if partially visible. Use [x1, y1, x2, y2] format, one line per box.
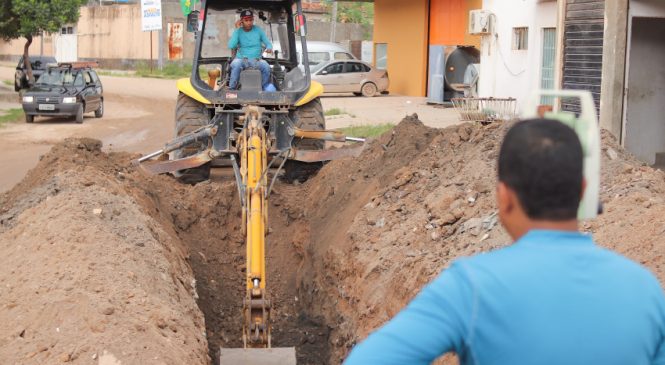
[498, 119, 584, 220]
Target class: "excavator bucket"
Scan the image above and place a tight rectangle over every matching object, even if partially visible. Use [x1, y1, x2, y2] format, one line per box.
[219, 347, 297, 365]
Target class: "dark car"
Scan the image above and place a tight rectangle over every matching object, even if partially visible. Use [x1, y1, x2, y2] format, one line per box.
[21, 63, 104, 124]
[14, 56, 58, 91]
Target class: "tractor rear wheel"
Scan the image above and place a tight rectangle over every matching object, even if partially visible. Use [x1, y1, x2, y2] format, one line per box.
[283, 98, 325, 183]
[173, 92, 211, 184]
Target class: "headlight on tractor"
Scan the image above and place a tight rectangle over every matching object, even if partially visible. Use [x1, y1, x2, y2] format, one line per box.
[62, 97, 76, 104]
[22, 96, 33, 103]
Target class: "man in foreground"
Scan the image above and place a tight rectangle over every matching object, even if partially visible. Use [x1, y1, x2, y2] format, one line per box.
[228, 9, 273, 90]
[345, 119, 665, 365]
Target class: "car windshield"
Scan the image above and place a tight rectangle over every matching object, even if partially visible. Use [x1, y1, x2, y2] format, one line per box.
[36, 69, 80, 86]
[18, 57, 57, 69]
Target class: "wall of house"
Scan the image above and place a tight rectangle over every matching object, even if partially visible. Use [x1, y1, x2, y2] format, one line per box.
[0, 35, 55, 61]
[430, 0, 481, 48]
[477, 0, 558, 111]
[374, 0, 429, 96]
[77, 5, 159, 62]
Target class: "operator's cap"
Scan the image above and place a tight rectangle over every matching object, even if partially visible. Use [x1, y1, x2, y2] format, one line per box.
[240, 9, 253, 19]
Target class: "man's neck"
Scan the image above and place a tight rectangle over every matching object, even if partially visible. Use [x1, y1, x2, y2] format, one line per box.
[512, 219, 579, 241]
[242, 26, 253, 32]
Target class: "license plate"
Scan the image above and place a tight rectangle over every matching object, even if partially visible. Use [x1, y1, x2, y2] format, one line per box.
[38, 104, 55, 111]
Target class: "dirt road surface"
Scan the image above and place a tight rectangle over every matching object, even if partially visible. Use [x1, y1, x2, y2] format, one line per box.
[0, 65, 460, 193]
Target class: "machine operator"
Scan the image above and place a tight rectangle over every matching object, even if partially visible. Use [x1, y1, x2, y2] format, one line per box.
[228, 9, 273, 90]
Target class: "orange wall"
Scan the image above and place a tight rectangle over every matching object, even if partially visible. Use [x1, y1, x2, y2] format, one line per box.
[373, 0, 481, 97]
[430, 0, 481, 48]
[374, 0, 429, 97]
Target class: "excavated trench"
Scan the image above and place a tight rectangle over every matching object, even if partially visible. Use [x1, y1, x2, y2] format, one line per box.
[154, 177, 335, 364]
[4, 117, 665, 365]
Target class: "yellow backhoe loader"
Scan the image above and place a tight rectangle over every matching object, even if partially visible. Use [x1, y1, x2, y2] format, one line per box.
[136, 1, 363, 364]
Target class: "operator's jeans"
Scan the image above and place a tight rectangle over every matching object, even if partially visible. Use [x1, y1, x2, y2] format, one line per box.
[229, 58, 271, 90]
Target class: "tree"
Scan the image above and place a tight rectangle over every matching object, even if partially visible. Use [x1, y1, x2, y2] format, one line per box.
[0, 0, 86, 87]
[322, 0, 374, 26]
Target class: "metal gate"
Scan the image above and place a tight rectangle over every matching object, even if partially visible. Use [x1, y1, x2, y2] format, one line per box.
[561, 0, 605, 114]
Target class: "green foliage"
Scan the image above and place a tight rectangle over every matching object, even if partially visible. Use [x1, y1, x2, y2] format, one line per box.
[324, 108, 345, 116]
[339, 123, 394, 138]
[135, 62, 194, 79]
[0, 0, 86, 40]
[0, 108, 24, 127]
[322, 0, 374, 26]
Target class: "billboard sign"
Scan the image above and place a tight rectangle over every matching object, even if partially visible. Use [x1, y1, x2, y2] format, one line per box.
[141, 0, 163, 32]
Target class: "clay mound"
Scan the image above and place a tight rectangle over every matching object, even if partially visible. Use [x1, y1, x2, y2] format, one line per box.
[299, 116, 665, 363]
[0, 139, 209, 364]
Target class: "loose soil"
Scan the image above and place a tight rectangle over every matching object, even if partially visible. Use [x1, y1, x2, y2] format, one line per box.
[1, 115, 665, 364]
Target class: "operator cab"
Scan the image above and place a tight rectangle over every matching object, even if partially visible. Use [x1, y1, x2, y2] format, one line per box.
[187, 1, 313, 106]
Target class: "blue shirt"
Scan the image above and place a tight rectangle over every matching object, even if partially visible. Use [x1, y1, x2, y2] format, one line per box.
[345, 230, 665, 365]
[228, 25, 272, 60]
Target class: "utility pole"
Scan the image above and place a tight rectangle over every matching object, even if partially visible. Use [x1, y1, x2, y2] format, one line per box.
[330, 2, 338, 42]
[158, 29, 164, 70]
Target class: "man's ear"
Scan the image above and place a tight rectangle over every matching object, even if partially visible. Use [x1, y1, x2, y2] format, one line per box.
[497, 181, 513, 215]
[580, 178, 587, 201]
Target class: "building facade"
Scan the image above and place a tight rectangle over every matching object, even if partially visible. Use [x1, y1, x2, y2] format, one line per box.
[370, 0, 481, 97]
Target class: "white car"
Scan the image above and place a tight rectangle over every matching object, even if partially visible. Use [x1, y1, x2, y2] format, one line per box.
[311, 60, 389, 97]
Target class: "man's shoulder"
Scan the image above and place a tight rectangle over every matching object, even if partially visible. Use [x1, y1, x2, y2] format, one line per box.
[455, 238, 662, 289]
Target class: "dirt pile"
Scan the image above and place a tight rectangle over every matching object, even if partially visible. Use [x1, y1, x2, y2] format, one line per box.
[298, 116, 665, 363]
[2, 115, 664, 365]
[0, 138, 333, 365]
[0, 139, 208, 364]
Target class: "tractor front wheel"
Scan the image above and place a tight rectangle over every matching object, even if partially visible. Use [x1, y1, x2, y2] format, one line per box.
[283, 98, 326, 183]
[173, 92, 211, 184]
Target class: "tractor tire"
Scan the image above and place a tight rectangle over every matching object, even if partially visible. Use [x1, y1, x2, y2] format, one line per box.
[173, 92, 211, 184]
[283, 97, 325, 183]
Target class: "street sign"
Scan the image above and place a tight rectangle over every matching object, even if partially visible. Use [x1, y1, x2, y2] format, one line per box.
[141, 0, 163, 32]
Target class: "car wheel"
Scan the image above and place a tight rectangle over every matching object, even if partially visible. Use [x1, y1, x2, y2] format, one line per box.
[25, 114, 34, 123]
[75, 104, 84, 124]
[361, 82, 378, 97]
[95, 99, 104, 118]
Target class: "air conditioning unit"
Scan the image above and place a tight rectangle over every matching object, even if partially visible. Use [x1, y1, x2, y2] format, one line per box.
[469, 10, 493, 35]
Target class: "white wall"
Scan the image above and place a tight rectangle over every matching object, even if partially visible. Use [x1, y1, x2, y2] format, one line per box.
[631, 0, 665, 17]
[478, 0, 557, 112]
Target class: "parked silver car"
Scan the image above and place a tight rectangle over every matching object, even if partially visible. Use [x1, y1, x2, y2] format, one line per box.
[311, 60, 389, 97]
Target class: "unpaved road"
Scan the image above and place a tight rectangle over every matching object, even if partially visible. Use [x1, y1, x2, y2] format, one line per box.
[0, 66, 177, 192]
[0, 65, 461, 192]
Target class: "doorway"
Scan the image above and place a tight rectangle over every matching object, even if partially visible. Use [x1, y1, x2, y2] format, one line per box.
[55, 25, 78, 62]
[623, 17, 665, 165]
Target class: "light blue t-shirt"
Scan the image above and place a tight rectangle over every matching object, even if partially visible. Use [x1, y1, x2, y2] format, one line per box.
[228, 25, 272, 60]
[345, 230, 665, 365]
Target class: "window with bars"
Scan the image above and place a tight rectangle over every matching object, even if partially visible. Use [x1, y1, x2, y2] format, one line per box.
[541, 28, 557, 105]
[512, 27, 529, 50]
